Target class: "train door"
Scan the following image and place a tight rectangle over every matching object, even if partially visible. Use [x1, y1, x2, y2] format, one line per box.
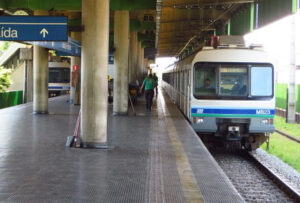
[181, 70, 185, 111]
[176, 71, 180, 105]
[179, 71, 183, 110]
[184, 69, 187, 116]
[186, 69, 191, 119]
[174, 71, 178, 103]
[178, 71, 180, 106]
[172, 70, 175, 102]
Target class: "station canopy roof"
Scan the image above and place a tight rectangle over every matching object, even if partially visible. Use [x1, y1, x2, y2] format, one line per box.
[0, 0, 253, 58]
[157, 0, 253, 57]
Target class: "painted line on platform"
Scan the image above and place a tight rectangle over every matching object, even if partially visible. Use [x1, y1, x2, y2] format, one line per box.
[158, 92, 203, 203]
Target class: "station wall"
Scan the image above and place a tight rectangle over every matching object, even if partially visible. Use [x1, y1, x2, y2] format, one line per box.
[7, 62, 25, 92]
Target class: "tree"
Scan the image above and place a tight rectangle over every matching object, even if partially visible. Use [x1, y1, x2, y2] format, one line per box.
[0, 67, 11, 93]
[0, 42, 12, 56]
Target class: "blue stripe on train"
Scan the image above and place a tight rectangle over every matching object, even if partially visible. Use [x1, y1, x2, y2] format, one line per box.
[49, 86, 63, 89]
[191, 108, 275, 115]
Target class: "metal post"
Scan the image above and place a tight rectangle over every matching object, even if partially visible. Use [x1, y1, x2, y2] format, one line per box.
[287, 14, 297, 123]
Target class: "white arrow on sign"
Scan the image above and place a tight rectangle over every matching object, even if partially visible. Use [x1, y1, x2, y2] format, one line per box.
[40, 28, 49, 38]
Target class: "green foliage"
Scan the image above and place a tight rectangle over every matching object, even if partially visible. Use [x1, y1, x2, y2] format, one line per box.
[275, 116, 300, 139]
[0, 67, 11, 93]
[261, 133, 300, 173]
[0, 41, 12, 56]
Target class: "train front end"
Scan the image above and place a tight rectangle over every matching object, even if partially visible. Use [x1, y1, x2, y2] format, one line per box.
[190, 48, 275, 150]
[48, 62, 71, 97]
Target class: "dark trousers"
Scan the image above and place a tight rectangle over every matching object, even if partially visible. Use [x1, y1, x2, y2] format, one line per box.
[145, 89, 154, 110]
[155, 86, 158, 96]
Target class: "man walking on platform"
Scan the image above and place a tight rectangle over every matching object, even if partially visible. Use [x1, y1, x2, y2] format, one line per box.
[139, 74, 157, 111]
[153, 73, 158, 96]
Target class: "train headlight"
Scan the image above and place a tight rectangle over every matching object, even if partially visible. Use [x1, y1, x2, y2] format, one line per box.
[261, 119, 270, 125]
[196, 118, 204, 124]
[193, 117, 204, 124]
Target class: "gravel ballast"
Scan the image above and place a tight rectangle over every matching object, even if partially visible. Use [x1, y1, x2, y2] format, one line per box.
[211, 150, 295, 202]
[251, 148, 300, 194]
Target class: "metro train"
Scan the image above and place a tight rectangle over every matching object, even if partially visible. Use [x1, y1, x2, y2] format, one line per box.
[48, 61, 71, 97]
[48, 54, 115, 98]
[162, 38, 275, 150]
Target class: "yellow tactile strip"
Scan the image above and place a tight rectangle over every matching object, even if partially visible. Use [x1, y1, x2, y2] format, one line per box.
[158, 93, 203, 203]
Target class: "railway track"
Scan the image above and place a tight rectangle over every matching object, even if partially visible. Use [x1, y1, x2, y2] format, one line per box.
[275, 129, 300, 143]
[246, 152, 300, 202]
[210, 149, 300, 202]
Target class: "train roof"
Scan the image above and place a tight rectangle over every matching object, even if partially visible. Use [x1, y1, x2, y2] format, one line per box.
[48, 61, 70, 68]
[192, 47, 273, 65]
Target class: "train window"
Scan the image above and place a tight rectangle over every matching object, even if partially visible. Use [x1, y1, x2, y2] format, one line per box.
[219, 67, 248, 96]
[251, 67, 273, 96]
[194, 65, 216, 96]
[49, 68, 70, 83]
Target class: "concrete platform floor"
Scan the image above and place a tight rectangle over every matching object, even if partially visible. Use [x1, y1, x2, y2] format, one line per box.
[0, 91, 244, 202]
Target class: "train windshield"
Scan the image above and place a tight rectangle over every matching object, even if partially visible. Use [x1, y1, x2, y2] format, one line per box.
[49, 68, 70, 83]
[251, 67, 273, 96]
[194, 63, 273, 99]
[194, 65, 217, 96]
[219, 67, 248, 96]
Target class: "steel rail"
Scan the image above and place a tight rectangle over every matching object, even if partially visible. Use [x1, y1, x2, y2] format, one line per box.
[275, 129, 300, 143]
[247, 152, 300, 202]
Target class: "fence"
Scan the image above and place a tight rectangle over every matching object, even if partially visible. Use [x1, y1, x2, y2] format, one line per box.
[0, 91, 23, 109]
[276, 84, 300, 113]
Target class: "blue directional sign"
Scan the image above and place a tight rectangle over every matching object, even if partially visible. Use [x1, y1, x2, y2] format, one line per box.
[0, 16, 68, 41]
[27, 37, 81, 56]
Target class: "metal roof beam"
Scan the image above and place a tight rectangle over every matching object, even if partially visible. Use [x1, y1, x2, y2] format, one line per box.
[159, 28, 214, 34]
[161, 19, 208, 24]
[163, 0, 254, 9]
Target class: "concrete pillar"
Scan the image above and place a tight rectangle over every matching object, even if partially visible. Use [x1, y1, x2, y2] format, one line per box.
[134, 34, 139, 83]
[25, 60, 33, 103]
[140, 46, 145, 77]
[81, 0, 109, 147]
[136, 41, 142, 82]
[33, 10, 49, 114]
[33, 46, 48, 114]
[144, 58, 149, 69]
[129, 31, 138, 83]
[70, 32, 81, 105]
[287, 14, 297, 123]
[137, 41, 144, 82]
[113, 10, 130, 115]
[20, 47, 33, 103]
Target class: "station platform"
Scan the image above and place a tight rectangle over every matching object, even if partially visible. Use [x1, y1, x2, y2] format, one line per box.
[0, 90, 244, 202]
